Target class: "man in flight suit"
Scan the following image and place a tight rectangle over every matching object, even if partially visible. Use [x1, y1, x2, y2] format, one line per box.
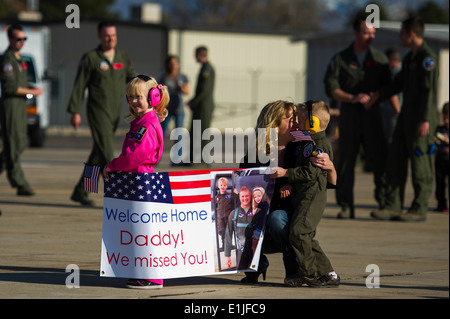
[68, 21, 135, 206]
[188, 46, 215, 164]
[224, 186, 252, 270]
[370, 17, 439, 222]
[324, 16, 399, 219]
[0, 24, 43, 196]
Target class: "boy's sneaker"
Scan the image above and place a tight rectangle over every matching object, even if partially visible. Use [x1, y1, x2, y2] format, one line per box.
[302, 273, 326, 288]
[125, 279, 163, 289]
[284, 276, 304, 287]
[302, 273, 340, 288]
[320, 274, 340, 287]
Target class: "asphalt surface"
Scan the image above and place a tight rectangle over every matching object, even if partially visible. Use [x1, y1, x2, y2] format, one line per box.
[0, 130, 448, 310]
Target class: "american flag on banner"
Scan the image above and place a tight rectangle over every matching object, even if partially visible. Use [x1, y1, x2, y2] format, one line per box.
[290, 130, 315, 144]
[83, 164, 101, 193]
[104, 170, 212, 204]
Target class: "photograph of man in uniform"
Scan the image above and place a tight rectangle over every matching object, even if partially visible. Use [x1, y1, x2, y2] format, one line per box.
[222, 169, 274, 272]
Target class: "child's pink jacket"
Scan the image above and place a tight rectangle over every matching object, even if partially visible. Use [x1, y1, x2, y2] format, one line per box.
[105, 110, 163, 173]
[105, 109, 164, 285]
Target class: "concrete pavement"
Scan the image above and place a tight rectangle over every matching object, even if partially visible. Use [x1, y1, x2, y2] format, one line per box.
[0, 131, 448, 303]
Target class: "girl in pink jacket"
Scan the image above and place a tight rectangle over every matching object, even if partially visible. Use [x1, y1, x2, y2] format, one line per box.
[104, 74, 169, 289]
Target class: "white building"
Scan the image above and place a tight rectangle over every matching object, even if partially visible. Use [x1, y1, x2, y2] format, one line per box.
[168, 27, 307, 131]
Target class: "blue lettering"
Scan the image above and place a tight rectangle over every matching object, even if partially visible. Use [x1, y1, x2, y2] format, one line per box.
[199, 210, 207, 220]
[105, 207, 118, 220]
[141, 213, 150, 223]
[170, 209, 208, 222]
[130, 212, 139, 223]
[118, 211, 127, 222]
[104, 206, 168, 224]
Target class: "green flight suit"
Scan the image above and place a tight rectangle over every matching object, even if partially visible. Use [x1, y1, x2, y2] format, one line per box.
[0, 47, 31, 189]
[189, 61, 215, 161]
[379, 41, 439, 215]
[285, 131, 334, 277]
[324, 43, 392, 216]
[67, 45, 135, 198]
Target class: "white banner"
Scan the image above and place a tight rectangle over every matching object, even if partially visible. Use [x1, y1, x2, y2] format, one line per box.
[100, 168, 274, 279]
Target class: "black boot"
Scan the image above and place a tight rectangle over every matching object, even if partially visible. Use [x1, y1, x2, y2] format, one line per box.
[240, 255, 269, 283]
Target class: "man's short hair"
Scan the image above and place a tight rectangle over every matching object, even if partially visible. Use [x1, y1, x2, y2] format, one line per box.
[402, 16, 425, 38]
[352, 14, 369, 31]
[7, 24, 23, 38]
[97, 21, 116, 33]
[195, 46, 208, 57]
[239, 186, 250, 195]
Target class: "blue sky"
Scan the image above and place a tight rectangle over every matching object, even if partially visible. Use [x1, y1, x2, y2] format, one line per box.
[109, 0, 449, 29]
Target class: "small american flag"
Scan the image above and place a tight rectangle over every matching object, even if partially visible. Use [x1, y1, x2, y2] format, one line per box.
[290, 130, 315, 144]
[104, 170, 212, 204]
[83, 164, 101, 193]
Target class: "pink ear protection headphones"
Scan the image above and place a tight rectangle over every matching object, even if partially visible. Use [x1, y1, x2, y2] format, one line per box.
[127, 74, 163, 106]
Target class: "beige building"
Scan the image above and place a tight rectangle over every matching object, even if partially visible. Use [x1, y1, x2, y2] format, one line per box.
[168, 27, 307, 131]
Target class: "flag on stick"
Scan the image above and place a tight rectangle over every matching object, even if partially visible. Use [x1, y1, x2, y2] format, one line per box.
[290, 130, 315, 144]
[83, 164, 101, 193]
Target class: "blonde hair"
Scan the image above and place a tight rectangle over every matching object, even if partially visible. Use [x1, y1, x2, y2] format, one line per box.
[124, 76, 169, 122]
[296, 100, 330, 131]
[252, 186, 270, 210]
[217, 177, 229, 186]
[256, 100, 296, 155]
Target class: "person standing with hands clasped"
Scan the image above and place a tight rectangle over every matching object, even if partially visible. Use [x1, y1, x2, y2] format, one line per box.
[270, 101, 339, 287]
[370, 17, 439, 222]
[103, 75, 169, 289]
[324, 16, 397, 219]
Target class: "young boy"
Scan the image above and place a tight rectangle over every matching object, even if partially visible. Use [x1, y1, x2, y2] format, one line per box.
[270, 100, 339, 287]
[214, 177, 238, 247]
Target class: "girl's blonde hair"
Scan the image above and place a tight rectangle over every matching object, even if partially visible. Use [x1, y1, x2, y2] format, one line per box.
[124, 75, 169, 122]
[256, 100, 296, 156]
[252, 186, 269, 210]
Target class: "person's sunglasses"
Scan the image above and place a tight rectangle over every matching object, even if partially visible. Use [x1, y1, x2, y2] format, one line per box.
[14, 37, 27, 42]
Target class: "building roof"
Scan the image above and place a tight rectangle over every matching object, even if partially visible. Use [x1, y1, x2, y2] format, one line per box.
[292, 21, 449, 47]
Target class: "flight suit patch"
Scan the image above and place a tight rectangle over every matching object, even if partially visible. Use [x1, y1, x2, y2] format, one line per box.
[202, 69, 210, 78]
[100, 61, 109, 71]
[423, 57, 436, 71]
[134, 127, 147, 142]
[2, 64, 13, 73]
[113, 63, 123, 70]
[303, 143, 314, 158]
